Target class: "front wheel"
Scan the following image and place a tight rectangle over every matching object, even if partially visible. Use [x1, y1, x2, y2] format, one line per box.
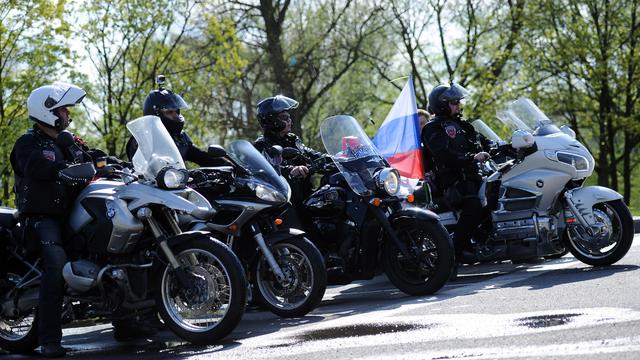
[566, 199, 634, 266]
[383, 220, 454, 295]
[155, 237, 247, 344]
[252, 237, 326, 318]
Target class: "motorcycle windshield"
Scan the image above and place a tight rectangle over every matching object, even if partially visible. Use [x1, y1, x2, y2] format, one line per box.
[227, 140, 291, 202]
[320, 115, 387, 196]
[471, 119, 503, 143]
[126, 115, 185, 180]
[496, 98, 560, 135]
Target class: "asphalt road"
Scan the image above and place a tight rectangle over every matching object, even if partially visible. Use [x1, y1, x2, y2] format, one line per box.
[5, 236, 640, 359]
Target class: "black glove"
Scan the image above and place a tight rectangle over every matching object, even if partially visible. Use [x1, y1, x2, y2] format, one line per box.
[189, 170, 208, 185]
[59, 163, 96, 186]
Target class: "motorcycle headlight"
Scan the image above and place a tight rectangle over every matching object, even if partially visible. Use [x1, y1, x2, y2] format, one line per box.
[546, 151, 589, 171]
[156, 167, 189, 189]
[376, 168, 400, 196]
[255, 184, 287, 203]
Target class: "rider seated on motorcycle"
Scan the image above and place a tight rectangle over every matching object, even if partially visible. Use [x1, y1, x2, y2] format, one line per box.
[421, 83, 491, 279]
[253, 95, 326, 207]
[10, 83, 154, 358]
[125, 78, 231, 169]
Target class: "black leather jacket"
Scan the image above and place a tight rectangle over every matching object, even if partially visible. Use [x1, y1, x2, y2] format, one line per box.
[421, 115, 486, 188]
[10, 126, 92, 215]
[254, 132, 323, 203]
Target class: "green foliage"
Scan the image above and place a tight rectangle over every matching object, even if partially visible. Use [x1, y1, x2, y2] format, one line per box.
[0, 0, 74, 206]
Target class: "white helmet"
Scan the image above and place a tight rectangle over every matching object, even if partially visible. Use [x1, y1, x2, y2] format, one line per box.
[27, 82, 86, 128]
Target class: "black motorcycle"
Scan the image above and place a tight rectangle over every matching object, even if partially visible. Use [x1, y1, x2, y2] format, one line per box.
[186, 140, 326, 318]
[283, 115, 453, 295]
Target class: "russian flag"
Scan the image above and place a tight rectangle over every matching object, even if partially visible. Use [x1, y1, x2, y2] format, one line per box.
[372, 75, 424, 179]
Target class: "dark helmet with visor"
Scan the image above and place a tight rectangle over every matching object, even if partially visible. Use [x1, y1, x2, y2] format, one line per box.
[256, 95, 299, 133]
[427, 83, 470, 116]
[143, 89, 188, 134]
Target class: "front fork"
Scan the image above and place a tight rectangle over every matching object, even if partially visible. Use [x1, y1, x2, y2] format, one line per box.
[136, 207, 194, 288]
[369, 205, 411, 258]
[247, 223, 286, 282]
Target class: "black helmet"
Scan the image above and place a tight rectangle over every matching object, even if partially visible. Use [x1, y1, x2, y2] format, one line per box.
[427, 83, 469, 116]
[143, 88, 188, 134]
[256, 95, 299, 133]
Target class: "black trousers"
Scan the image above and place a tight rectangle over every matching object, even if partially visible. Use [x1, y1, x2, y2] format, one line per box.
[28, 217, 67, 346]
[449, 180, 489, 260]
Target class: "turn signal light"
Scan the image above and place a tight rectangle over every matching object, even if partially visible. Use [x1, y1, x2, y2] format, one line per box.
[406, 194, 415, 203]
[371, 198, 381, 207]
[274, 218, 283, 225]
[228, 224, 238, 232]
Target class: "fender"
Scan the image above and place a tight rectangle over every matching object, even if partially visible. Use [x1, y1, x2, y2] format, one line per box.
[263, 228, 307, 245]
[167, 230, 221, 248]
[564, 186, 623, 226]
[389, 206, 440, 225]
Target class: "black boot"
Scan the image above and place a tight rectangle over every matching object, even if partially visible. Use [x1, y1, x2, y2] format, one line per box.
[41, 344, 67, 358]
[449, 262, 459, 281]
[112, 318, 157, 341]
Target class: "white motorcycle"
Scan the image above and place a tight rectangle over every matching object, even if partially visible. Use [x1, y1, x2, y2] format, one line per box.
[421, 98, 634, 266]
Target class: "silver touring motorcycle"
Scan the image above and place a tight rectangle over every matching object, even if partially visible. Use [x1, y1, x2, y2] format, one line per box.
[0, 116, 246, 353]
[425, 98, 634, 266]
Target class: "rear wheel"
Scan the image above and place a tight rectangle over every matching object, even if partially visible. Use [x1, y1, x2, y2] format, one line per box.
[0, 273, 39, 353]
[383, 220, 453, 295]
[155, 237, 247, 344]
[566, 199, 634, 266]
[252, 237, 326, 318]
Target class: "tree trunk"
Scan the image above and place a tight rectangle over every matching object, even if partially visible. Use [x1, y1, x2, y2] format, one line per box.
[259, 0, 299, 135]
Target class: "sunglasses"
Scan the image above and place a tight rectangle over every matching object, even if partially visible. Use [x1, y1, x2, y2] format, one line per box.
[277, 113, 292, 121]
[449, 100, 461, 105]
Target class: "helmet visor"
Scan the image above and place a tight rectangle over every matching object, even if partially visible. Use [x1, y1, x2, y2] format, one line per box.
[266, 95, 299, 113]
[157, 92, 188, 111]
[439, 83, 470, 102]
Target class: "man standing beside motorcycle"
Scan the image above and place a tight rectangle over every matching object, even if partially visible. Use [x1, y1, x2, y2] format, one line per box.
[11, 82, 97, 358]
[125, 76, 231, 169]
[253, 95, 325, 207]
[421, 83, 490, 279]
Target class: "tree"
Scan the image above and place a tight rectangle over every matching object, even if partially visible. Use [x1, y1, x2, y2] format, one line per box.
[215, 0, 388, 140]
[0, 0, 73, 205]
[524, 0, 640, 204]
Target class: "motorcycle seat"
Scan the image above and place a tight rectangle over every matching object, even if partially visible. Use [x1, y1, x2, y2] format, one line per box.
[0, 207, 18, 228]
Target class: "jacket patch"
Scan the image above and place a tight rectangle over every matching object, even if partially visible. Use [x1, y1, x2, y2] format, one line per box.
[42, 150, 56, 161]
[445, 126, 457, 139]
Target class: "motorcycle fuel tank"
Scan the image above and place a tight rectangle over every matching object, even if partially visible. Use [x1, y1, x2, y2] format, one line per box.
[304, 185, 346, 218]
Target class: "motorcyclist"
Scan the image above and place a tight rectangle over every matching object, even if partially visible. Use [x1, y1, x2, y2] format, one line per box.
[253, 95, 325, 206]
[125, 76, 230, 168]
[10, 82, 89, 358]
[421, 83, 490, 278]
[10, 83, 152, 357]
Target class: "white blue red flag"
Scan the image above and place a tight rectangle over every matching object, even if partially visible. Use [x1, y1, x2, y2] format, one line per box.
[372, 75, 424, 179]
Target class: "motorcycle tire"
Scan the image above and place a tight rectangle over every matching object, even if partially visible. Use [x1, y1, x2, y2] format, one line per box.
[383, 220, 454, 296]
[0, 279, 39, 353]
[252, 237, 326, 318]
[566, 199, 634, 267]
[154, 236, 247, 344]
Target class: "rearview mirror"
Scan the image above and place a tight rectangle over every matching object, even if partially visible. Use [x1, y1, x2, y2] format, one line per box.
[207, 145, 227, 158]
[511, 129, 534, 150]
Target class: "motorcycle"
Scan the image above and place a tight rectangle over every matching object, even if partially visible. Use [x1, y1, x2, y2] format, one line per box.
[284, 115, 454, 295]
[185, 140, 326, 318]
[420, 98, 634, 266]
[0, 116, 247, 353]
